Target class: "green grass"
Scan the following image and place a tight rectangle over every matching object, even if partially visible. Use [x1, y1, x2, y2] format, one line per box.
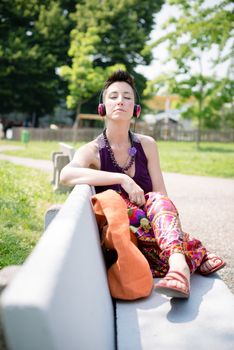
[157, 141, 234, 178]
[1, 139, 234, 178]
[0, 139, 233, 268]
[0, 161, 67, 268]
[0, 140, 84, 160]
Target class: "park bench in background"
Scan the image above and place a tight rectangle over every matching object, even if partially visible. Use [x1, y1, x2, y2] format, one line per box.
[51, 142, 75, 192]
[1, 185, 234, 350]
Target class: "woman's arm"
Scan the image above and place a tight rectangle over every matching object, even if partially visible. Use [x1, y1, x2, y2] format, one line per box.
[60, 141, 121, 186]
[140, 135, 168, 196]
[60, 141, 146, 204]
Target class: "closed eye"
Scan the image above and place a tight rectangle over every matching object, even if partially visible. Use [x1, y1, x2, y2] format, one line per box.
[109, 94, 133, 100]
[110, 96, 131, 100]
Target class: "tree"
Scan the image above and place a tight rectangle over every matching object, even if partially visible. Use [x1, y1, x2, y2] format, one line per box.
[59, 25, 125, 134]
[0, 0, 75, 126]
[60, 0, 165, 121]
[74, 0, 164, 69]
[150, 0, 234, 145]
[0, 0, 165, 127]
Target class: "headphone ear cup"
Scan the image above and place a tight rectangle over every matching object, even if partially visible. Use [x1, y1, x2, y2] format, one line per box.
[134, 104, 141, 118]
[98, 103, 106, 116]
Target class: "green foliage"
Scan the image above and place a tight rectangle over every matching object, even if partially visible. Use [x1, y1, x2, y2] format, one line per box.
[151, 0, 234, 133]
[74, 0, 164, 69]
[0, 160, 67, 267]
[60, 0, 164, 115]
[170, 75, 233, 129]
[0, 0, 165, 123]
[60, 23, 125, 111]
[0, 0, 75, 124]
[167, 0, 233, 59]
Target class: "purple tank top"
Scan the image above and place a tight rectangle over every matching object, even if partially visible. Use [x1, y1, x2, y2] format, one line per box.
[95, 133, 153, 196]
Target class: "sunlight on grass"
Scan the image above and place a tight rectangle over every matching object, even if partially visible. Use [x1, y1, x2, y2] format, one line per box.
[0, 161, 68, 268]
[1, 139, 234, 178]
[157, 141, 234, 178]
[0, 140, 84, 160]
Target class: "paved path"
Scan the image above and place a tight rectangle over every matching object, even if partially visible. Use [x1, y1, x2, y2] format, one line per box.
[1, 147, 233, 294]
[164, 172, 234, 294]
[0, 145, 52, 172]
[0, 153, 52, 172]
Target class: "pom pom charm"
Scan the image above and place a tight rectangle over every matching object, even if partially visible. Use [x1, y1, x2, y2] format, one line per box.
[128, 146, 137, 157]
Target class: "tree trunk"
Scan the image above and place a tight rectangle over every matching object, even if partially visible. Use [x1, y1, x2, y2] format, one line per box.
[72, 101, 82, 143]
[196, 90, 206, 150]
[196, 96, 202, 150]
[196, 57, 204, 150]
[31, 112, 39, 128]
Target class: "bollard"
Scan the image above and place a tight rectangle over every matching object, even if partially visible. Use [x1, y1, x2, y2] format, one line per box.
[21, 129, 30, 145]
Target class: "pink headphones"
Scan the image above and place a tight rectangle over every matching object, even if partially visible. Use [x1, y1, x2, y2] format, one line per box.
[98, 87, 141, 118]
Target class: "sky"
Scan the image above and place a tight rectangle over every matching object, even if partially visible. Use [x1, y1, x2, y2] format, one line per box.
[136, 0, 232, 80]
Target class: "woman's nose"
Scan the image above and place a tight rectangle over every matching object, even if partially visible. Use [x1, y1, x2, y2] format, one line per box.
[117, 96, 124, 104]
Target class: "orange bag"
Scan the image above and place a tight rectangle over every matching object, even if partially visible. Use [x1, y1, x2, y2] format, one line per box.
[91, 190, 153, 300]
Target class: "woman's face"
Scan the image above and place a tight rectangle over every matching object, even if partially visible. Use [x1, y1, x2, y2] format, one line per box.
[104, 81, 135, 120]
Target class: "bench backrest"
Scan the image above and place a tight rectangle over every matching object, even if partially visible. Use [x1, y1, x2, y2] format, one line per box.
[1, 185, 115, 350]
[59, 142, 75, 161]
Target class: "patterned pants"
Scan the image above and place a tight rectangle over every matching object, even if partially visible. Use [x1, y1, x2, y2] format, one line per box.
[125, 192, 207, 278]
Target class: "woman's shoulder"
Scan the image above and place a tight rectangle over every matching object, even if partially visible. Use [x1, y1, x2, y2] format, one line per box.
[133, 133, 158, 160]
[76, 138, 99, 154]
[72, 137, 100, 168]
[73, 137, 100, 160]
[133, 133, 156, 147]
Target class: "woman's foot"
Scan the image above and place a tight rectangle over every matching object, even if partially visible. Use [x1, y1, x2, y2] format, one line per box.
[155, 270, 190, 298]
[198, 252, 226, 276]
[155, 253, 191, 299]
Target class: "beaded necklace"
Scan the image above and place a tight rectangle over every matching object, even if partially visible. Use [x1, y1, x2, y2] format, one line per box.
[103, 129, 137, 172]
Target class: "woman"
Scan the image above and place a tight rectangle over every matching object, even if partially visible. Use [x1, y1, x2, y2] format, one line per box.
[60, 70, 225, 298]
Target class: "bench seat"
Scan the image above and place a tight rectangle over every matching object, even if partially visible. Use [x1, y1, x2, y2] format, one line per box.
[1, 185, 234, 350]
[117, 274, 234, 350]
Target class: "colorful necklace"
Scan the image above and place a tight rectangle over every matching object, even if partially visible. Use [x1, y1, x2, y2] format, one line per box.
[103, 129, 137, 172]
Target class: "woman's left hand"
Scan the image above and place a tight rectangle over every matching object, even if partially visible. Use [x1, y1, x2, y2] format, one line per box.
[121, 174, 146, 207]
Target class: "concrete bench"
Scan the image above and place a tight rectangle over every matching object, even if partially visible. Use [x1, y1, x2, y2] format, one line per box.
[51, 143, 76, 192]
[1, 185, 234, 350]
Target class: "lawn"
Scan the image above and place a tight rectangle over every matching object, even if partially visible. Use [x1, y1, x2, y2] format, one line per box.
[0, 139, 233, 269]
[0, 140, 84, 160]
[1, 139, 234, 178]
[157, 141, 234, 178]
[0, 161, 67, 268]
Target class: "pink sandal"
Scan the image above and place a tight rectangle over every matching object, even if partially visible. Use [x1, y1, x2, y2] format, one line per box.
[155, 270, 190, 299]
[198, 252, 226, 276]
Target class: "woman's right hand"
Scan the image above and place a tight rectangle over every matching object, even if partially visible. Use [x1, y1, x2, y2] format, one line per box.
[121, 174, 146, 207]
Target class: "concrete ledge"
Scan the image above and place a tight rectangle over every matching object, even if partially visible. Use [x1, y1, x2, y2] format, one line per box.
[51, 143, 75, 192]
[44, 204, 62, 230]
[59, 143, 75, 161]
[0, 185, 115, 350]
[1, 183, 234, 350]
[117, 274, 234, 350]
[0, 266, 21, 294]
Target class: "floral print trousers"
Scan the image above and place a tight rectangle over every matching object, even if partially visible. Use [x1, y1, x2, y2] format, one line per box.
[125, 192, 207, 277]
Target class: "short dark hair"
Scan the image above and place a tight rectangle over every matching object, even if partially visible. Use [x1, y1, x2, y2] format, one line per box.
[102, 69, 137, 101]
[104, 69, 136, 90]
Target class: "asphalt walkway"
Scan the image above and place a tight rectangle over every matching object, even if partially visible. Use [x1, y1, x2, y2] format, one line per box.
[0, 146, 52, 172]
[0, 146, 233, 294]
